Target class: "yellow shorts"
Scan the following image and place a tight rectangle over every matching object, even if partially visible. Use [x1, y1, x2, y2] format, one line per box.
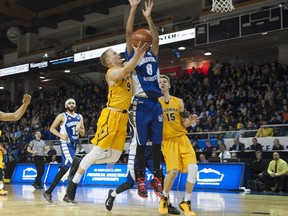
[90, 108, 128, 151]
[162, 135, 196, 173]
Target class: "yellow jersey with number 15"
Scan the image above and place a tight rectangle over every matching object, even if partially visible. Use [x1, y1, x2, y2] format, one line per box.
[159, 96, 187, 139]
[106, 67, 132, 110]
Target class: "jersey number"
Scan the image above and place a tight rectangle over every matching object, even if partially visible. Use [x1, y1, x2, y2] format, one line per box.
[165, 113, 175, 121]
[72, 127, 79, 136]
[146, 64, 153, 75]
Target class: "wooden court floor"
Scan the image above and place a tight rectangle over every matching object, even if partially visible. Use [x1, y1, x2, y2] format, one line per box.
[0, 184, 287, 216]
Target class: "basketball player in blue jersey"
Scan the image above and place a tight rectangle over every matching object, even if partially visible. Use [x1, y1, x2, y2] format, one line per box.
[43, 98, 85, 203]
[125, 0, 163, 198]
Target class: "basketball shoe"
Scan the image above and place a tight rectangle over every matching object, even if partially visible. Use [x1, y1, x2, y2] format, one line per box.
[159, 196, 168, 215]
[0, 189, 8, 196]
[179, 200, 195, 216]
[43, 191, 53, 203]
[105, 189, 115, 211]
[137, 177, 148, 198]
[149, 177, 164, 198]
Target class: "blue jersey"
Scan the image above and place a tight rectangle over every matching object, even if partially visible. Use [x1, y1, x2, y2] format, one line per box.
[59, 112, 81, 144]
[125, 48, 162, 99]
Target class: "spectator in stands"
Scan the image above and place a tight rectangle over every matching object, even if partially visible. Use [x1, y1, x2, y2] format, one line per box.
[250, 138, 263, 151]
[250, 151, 266, 180]
[203, 139, 214, 158]
[213, 138, 225, 151]
[281, 105, 288, 123]
[230, 138, 245, 152]
[231, 152, 238, 160]
[47, 144, 57, 156]
[211, 152, 218, 158]
[198, 154, 208, 163]
[255, 120, 274, 137]
[272, 138, 284, 151]
[218, 145, 231, 163]
[50, 155, 58, 164]
[263, 152, 288, 192]
[243, 120, 257, 137]
[192, 140, 200, 152]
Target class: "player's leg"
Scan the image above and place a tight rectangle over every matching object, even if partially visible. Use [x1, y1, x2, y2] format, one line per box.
[131, 98, 149, 197]
[44, 142, 75, 203]
[0, 168, 8, 195]
[149, 100, 164, 196]
[65, 145, 105, 202]
[178, 135, 198, 216]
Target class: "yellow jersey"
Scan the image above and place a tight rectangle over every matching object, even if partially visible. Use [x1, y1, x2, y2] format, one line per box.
[106, 68, 132, 110]
[159, 96, 187, 139]
[0, 147, 4, 169]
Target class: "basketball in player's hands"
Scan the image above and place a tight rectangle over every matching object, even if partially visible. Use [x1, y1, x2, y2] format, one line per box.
[132, 29, 152, 48]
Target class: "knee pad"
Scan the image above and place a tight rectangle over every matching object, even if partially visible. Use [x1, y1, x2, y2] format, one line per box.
[187, 164, 198, 183]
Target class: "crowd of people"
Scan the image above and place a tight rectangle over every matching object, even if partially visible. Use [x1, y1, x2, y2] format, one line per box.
[1, 58, 287, 164]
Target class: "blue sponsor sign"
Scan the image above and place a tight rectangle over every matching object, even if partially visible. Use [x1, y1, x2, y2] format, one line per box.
[11, 163, 244, 190]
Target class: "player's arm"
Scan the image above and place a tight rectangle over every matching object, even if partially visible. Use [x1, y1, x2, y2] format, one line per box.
[0, 94, 31, 121]
[50, 113, 68, 141]
[0, 145, 7, 155]
[142, 0, 159, 56]
[107, 42, 150, 82]
[76, 114, 85, 137]
[126, 0, 141, 55]
[179, 99, 198, 128]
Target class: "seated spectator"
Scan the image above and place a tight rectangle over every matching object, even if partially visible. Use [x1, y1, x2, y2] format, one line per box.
[213, 138, 225, 151]
[47, 144, 57, 156]
[272, 138, 284, 151]
[255, 121, 274, 137]
[192, 140, 200, 152]
[218, 145, 231, 163]
[203, 139, 214, 158]
[250, 151, 267, 180]
[263, 152, 288, 192]
[231, 152, 238, 159]
[50, 155, 58, 164]
[211, 152, 218, 158]
[230, 138, 245, 152]
[198, 154, 208, 163]
[250, 138, 263, 151]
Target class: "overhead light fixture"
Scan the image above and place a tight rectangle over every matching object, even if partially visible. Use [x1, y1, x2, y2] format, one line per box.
[0, 87, 4, 89]
[40, 76, 45, 79]
[64, 70, 71, 73]
[39, 86, 42, 90]
[178, 46, 185, 50]
[262, 32, 268, 35]
[204, 51, 212, 56]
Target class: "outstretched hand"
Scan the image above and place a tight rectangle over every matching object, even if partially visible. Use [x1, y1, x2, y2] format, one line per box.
[189, 114, 198, 124]
[129, 0, 141, 7]
[142, 0, 153, 18]
[22, 94, 31, 105]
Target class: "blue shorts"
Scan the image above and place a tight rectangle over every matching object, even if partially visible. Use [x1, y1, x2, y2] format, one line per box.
[59, 141, 76, 169]
[130, 97, 163, 145]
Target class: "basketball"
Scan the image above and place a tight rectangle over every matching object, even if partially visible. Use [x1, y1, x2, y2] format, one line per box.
[131, 29, 152, 47]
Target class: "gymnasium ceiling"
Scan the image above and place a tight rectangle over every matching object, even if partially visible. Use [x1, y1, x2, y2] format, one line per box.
[0, 0, 286, 90]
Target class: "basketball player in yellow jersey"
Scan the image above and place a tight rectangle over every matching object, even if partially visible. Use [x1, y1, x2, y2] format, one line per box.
[0, 144, 8, 195]
[158, 75, 198, 216]
[65, 42, 150, 203]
